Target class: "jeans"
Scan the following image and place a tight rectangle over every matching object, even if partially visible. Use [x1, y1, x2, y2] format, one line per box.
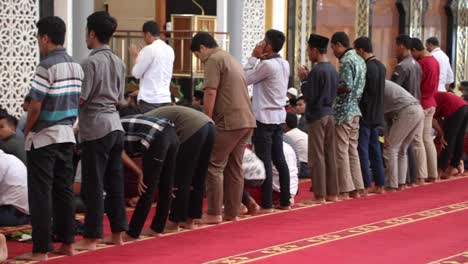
[253, 121, 290, 208]
[358, 123, 385, 188]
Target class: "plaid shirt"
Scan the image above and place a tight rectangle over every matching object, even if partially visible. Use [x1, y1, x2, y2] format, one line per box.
[121, 114, 174, 156]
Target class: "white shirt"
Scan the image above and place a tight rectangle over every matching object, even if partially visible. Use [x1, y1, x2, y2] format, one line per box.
[0, 150, 29, 214]
[245, 56, 289, 124]
[284, 128, 308, 163]
[273, 142, 298, 197]
[132, 39, 175, 104]
[431, 48, 454, 91]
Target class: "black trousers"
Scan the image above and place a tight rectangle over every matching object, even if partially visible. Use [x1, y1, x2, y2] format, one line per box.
[253, 121, 291, 208]
[0, 205, 30, 226]
[27, 143, 75, 253]
[81, 131, 128, 238]
[169, 123, 216, 223]
[439, 105, 468, 170]
[127, 127, 179, 237]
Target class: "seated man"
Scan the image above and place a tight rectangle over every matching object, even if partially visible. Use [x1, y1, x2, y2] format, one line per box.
[296, 96, 307, 132]
[272, 142, 299, 202]
[118, 108, 180, 240]
[383, 80, 425, 191]
[0, 114, 26, 165]
[0, 150, 30, 226]
[283, 113, 309, 179]
[433, 92, 468, 178]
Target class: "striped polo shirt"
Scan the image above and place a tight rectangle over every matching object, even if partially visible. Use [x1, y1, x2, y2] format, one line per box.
[121, 114, 174, 156]
[29, 48, 83, 132]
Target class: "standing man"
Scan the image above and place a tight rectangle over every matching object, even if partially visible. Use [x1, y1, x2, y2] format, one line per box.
[298, 34, 339, 203]
[392, 34, 426, 186]
[17, 16, 83, 261]
[411, 38, 439, 182]
[353, 37, 386, 194]
[129, 21, 174, 112]
[426, 37, 454, 92]
[74, 11, 128, 250]
[244, 29, 291, 212]
[330, 32, 366, 199]
[190, 32, 256, 223]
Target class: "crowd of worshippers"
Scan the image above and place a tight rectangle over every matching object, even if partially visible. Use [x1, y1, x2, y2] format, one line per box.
[1, 11, 468, 262]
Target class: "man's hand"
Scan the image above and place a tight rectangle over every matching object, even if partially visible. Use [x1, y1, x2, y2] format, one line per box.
[252, 40, 268, 59]
[440, 136, 448, 149]
[136, 168, 147, 195]
[298, 65, 310, 81]
[129, 44, 142, 59]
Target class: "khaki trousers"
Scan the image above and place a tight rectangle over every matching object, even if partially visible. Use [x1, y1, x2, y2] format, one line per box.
[336, 116, 364, 193]
[308, 115, 339, 197]
[423, 107, 438, 178]
[206, 128, 253, 217]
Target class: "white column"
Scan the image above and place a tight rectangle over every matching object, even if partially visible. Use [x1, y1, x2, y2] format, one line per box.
[227, 0, 244, 62]
[216, 0, 228, 32]
[72, 0, 94, 62]
[54, 0, 73, 55]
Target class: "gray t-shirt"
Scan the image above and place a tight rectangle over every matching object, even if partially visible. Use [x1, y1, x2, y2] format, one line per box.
[79, 46, 126, 142]
[384, 80, 420, 114]
[391, 55, 422, 100]
[0, 133, 26, 165]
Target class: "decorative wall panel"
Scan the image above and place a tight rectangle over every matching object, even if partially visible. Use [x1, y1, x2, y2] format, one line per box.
[409, 0, 424, 39]
[293, 0, 313, 88]
[455, 0, 468, 83]
[0, 0, 38, 116]
[241, 0, 265, 65]
[356, 0, 371, 37]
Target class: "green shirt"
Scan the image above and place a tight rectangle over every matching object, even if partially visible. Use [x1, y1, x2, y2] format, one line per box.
[333, 49, 366, 125]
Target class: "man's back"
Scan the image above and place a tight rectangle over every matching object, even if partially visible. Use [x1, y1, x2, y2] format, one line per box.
[417, 55, 439, 110]
[0, 150, 28, 215]
[79, 46, 126, 142]
[384, 80, 419, 114]
[391, 55, 422, 100]
[284, 128, 308, 163]
[431, 48, 454, 91]
[360, 58, 386, 126]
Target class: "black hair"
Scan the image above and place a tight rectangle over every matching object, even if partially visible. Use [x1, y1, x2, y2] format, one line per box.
[331, 32, 350, 48]
[285, 112, 298, 129]
[117, 104, 142, 118]
[395, 35, 412, 49]
[86, 11, 118, 44]
[193, 90, 204, 101]
[297, 96, 306, 103]
[354, 37, 373, 53]
[142, 21, 160, 36]
[426, 37, 439, 47]
[289, 98, 297, 107]
[316, 48, 327, 54]
[411, 38, 425, 51]
[265, 29, 285, 53]
[0, 114, 18, 129]
[190, 32, 218, 52]
[24, 95, 32, 103]
[36, 16, 66, 45]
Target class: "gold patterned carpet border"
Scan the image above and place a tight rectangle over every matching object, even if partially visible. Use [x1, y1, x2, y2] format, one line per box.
[428, 251, 468, 264]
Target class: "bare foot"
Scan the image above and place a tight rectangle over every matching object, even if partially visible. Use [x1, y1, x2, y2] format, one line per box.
[385, 187, 397, 192]
[201, 214, 222, 225]
[416, 178, 425, 185]
[15, 252, 48, 261]
[303, 197, 325, 204]
[53, 243, 75, 256]
[164, 220, 180, 233]
[326, 195, 338, 202]
[122, 232, 138, 243]
[73, 238, 98, 251]
[141, 228, 162, 237]
[457, 160, 464, 175]
[339, 193, 350, 200]
[0, 234, 8, 262]
[223, 215, 239, 222]
[239, 204, 248, 215]
[349, 190, 360, 199]
[101, 232, 125, 246]
[360, 189, 368, 197]
[258, 208, 275, 214]
[275, 205, 291, 210]
[374, 186, 385, 194]
[426, 177, 438, 183]
[398, 184, 406, 191]
[180, 219, 197, 230]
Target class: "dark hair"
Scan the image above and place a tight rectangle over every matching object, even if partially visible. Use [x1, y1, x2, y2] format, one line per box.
[86, 11, 118, 44]
[411, 38, 425, 51]
[285, 112, 298, 129]
[117, 104, 142, 118]
[265, 29, 285, 53]
[142, 21, 160, 36]
[193, 90, 204, 101]
[289, 98, 297, 107]
[354, 37, 373, 53]
[24, 95, 32, 103]
[316, 48, 327, 54]
[36, 16, 66, 46]
[331, 32, 350, 48]
[297, 96, 306, 103]
[0, 114, 18, 129]
[190, 32, 218, 52]
[395, 35, 412, 49]
[426, 37, 439, 47]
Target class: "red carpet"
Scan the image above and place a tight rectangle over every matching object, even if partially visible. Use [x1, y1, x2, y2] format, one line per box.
[5, 176, 468, 263]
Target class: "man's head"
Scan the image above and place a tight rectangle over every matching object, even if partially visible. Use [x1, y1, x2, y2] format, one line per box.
[190, 32, 219, 62]
[192, 90, 204, 106]
[0, 114, 17, 140]
[287, 87, 298, 100]
[36, 16, 66, 57]
[263, 29, 286, 55]
[425, 37, 440, 52]
[285, 112, 298, 132]
[330, 32, 350, 58]
[353, 36, 373, 59]
[86, 11, 118, 49]
[461, 81, 468, 96]
[296, 96, 306, 115]
[395, 34, 412, 60]
[21, 95, 32, 112]
[307, 34, 329, 63]
[410, 38, 426, 60]
[142, 21, 160, 45]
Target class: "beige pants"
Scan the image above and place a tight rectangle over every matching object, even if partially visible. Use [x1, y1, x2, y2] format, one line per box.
[308, 115, 339, 197]
[206, 128, 253, 217]
[336, 116, 364, 193]
[423, 107, 438, 178]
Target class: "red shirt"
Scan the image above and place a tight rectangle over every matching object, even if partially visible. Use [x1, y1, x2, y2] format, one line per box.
[434, 92, 467, 118]
[417, 56, 439, 109]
